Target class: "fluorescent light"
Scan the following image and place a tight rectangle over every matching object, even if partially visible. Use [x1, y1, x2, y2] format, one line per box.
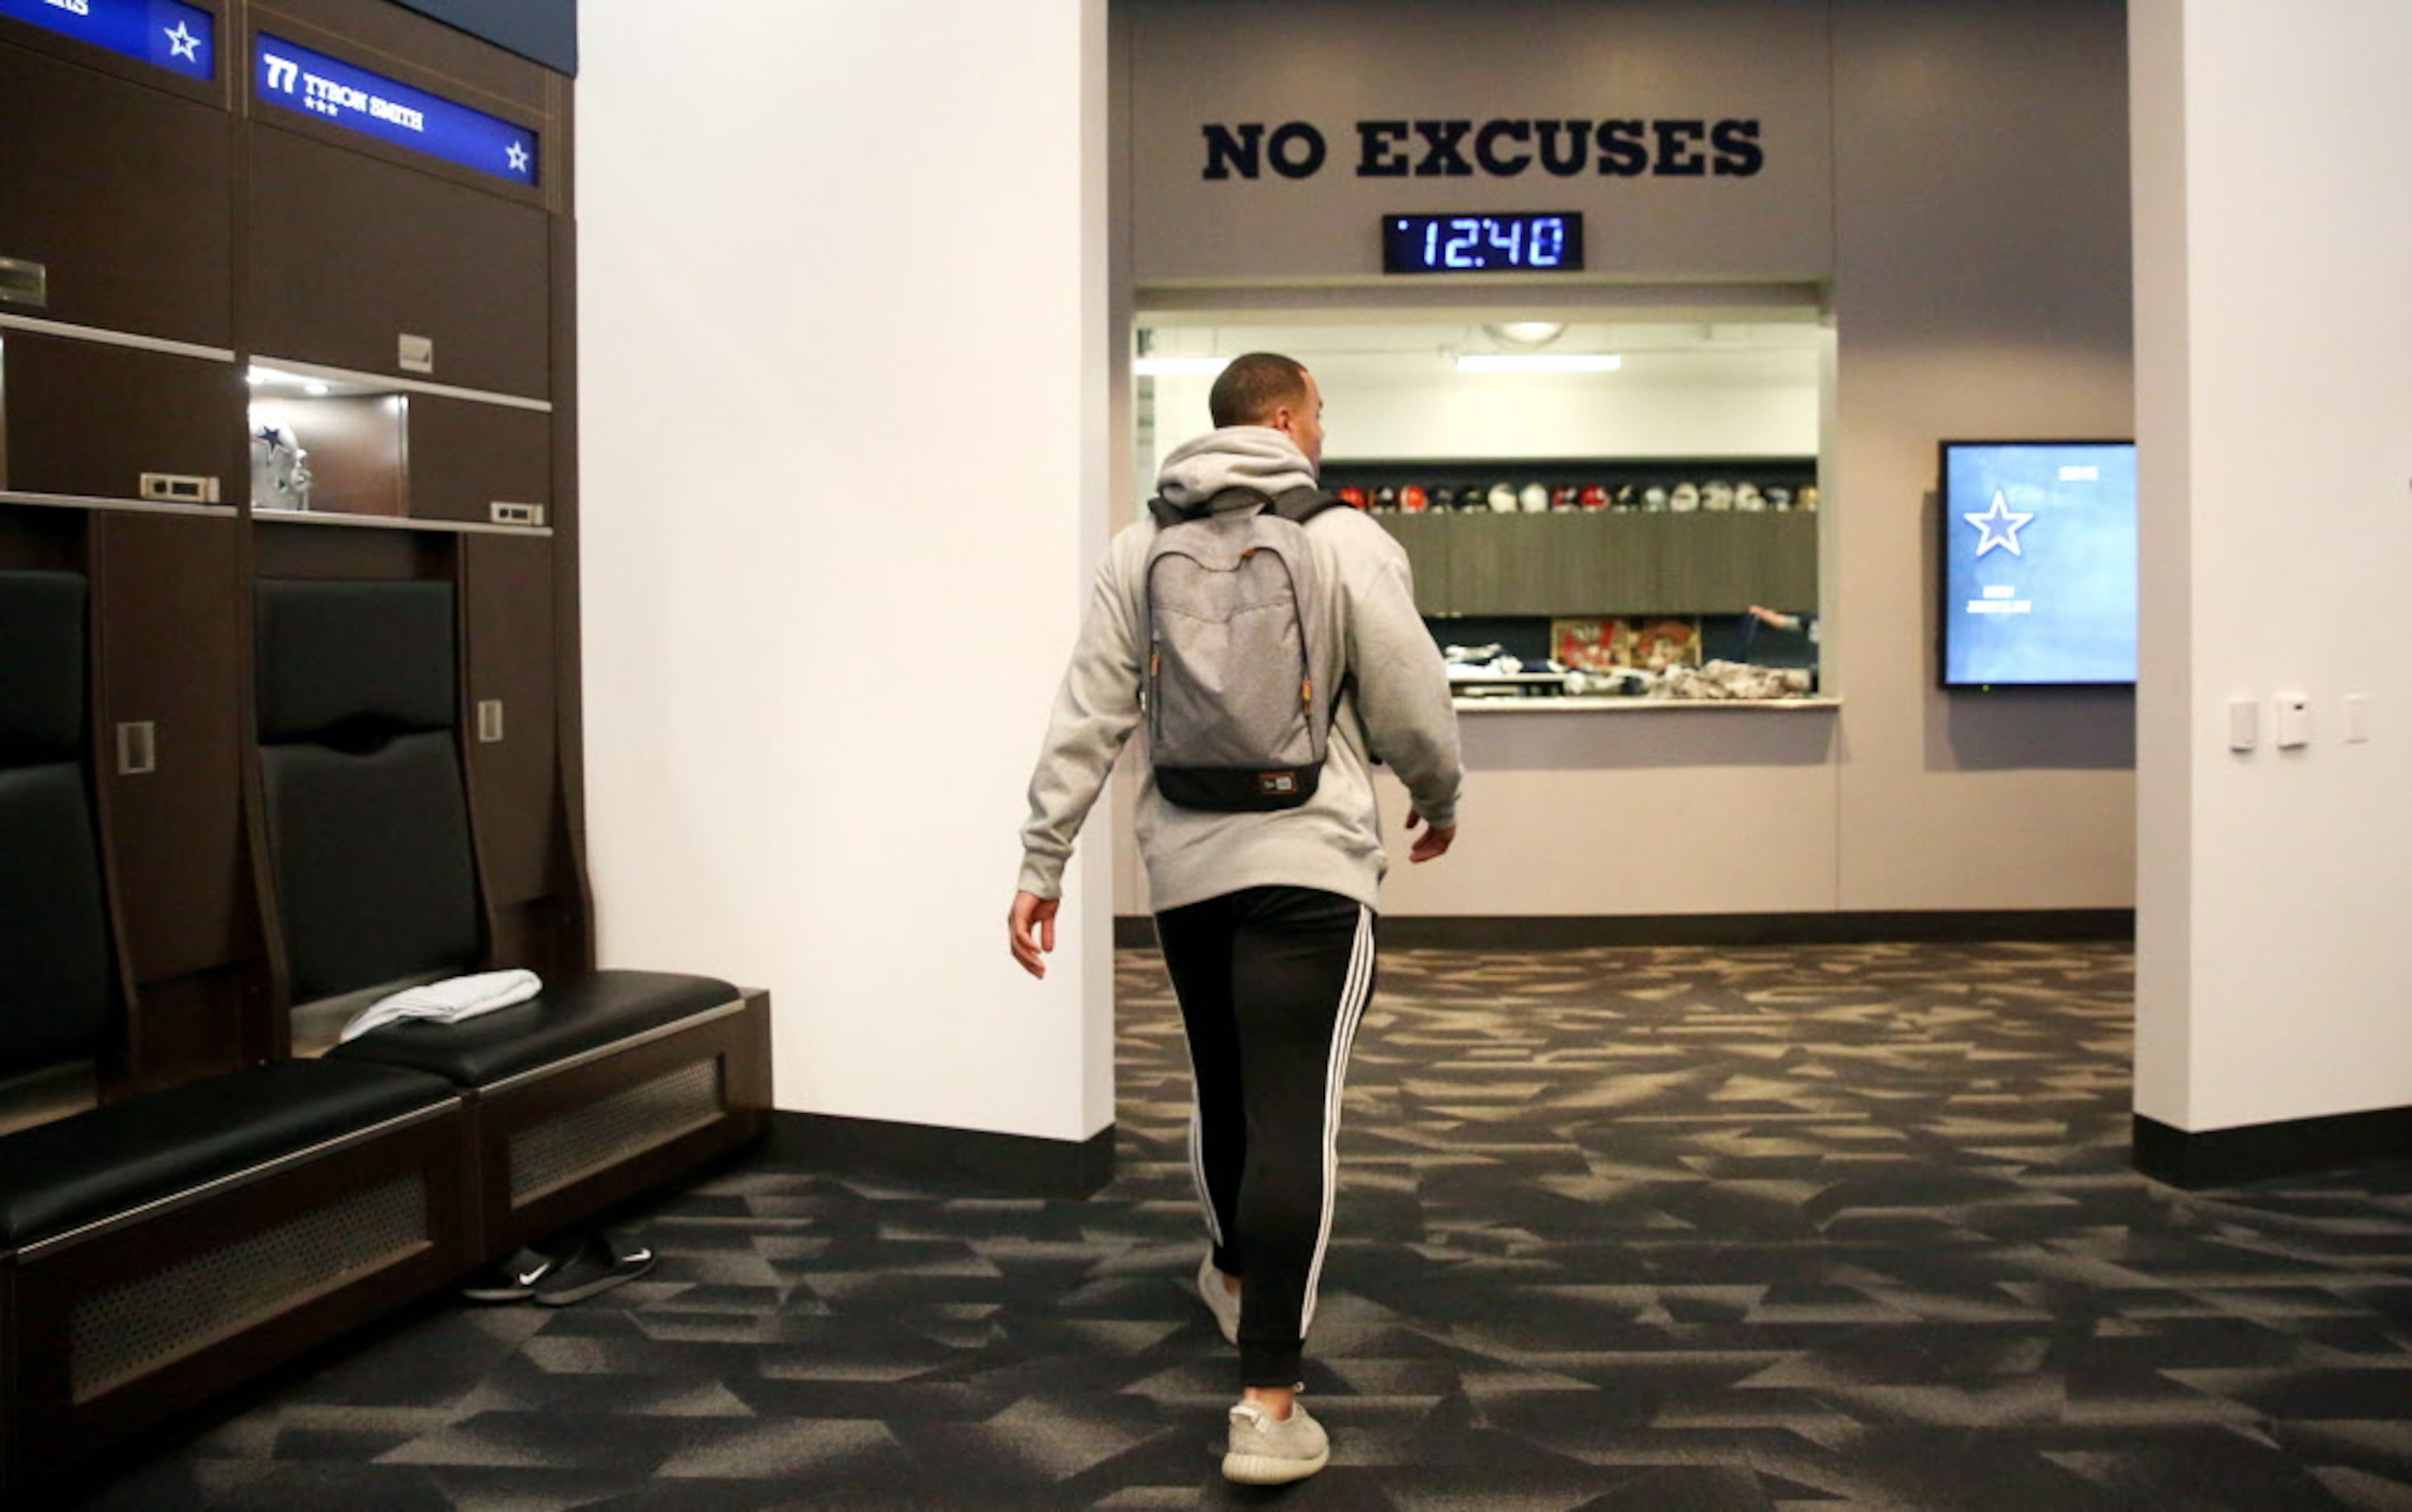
[304, 382, 332, 396]
[246, 365, 303, 387]
[1456, 353, 1621, 374]
[1133, 356, 1227, 377]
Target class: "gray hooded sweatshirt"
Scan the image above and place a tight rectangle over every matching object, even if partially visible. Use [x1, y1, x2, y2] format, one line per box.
[1018, 427, 1463, 914]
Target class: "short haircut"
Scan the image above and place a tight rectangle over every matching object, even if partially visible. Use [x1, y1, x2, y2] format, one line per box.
[1209, 353, 1310, 428]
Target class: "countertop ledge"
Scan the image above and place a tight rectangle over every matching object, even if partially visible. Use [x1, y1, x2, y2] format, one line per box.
[1454, 696, 1840, 713]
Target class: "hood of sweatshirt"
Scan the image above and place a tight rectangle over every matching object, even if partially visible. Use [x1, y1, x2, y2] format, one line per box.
[1155, 427, 1318, 513]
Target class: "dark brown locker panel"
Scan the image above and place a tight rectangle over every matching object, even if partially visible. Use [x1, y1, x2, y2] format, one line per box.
[0, 39, 232, 346]
[1380, 513, 1452, 616]
[247, 126, 551, 398]
[461, 532, 560, 910]
[2, 334, 240, 502]
[254, 517, 451, 580]
[488, 897, 579, 983]
[117, 966, 255, 1096]
[408, 395, 549, 526]
[90, 511, 246, 985]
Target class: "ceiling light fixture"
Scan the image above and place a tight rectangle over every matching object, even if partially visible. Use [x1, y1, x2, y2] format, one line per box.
[1455, 353, 1622, 374]
[1483, 320, 1568, 347]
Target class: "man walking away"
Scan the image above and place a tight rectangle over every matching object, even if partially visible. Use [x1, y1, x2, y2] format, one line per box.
[1008, 353, 1463, 1484]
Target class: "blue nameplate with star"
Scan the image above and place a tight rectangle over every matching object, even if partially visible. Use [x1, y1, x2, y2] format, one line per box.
[0, 0, 215, 81]
[255, 31, 539, 188]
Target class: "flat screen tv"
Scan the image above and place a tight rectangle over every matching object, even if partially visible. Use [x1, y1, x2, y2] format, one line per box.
[1938, 439, 2137, 689]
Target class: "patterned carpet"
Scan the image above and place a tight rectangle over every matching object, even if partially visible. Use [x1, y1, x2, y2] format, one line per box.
[69, 941, 2412, 1509]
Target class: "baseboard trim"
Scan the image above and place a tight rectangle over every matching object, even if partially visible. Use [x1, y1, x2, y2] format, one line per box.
[763, 1110, 1115, 1199]
[2133, 1108, 2412, 1189]
[1116, 910, 2133, 951]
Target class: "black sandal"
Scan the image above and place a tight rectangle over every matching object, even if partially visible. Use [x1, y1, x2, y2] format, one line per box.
[532, 1229, 656, 1307]
[460, 1242, 573, 1303]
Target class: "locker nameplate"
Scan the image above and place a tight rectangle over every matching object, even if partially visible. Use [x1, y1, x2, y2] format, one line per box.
[255, 33, 540, 187]
[0, 0, 214, 81]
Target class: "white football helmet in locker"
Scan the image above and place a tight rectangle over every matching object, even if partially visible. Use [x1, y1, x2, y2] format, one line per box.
[249, 411, 314, 511]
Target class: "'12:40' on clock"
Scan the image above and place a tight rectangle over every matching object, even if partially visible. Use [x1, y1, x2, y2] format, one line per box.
[1383, 213, 1586, 274]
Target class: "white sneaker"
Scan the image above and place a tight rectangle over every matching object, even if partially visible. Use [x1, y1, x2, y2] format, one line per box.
[1197, 1252, 1240, 1345]
[1223, 1399, 1328, 1485]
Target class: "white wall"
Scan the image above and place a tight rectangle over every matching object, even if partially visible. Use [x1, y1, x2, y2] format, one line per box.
[577, 2, 1117, 1141]
[2133, 0, 2412, 1133]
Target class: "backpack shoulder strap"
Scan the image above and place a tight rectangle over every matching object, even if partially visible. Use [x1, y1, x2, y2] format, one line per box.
[1148, 486, 1277, 530]
[1267, 485, 1348, 526]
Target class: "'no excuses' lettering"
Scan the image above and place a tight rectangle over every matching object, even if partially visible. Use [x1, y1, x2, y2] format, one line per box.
[1202, 118, 1765, 181]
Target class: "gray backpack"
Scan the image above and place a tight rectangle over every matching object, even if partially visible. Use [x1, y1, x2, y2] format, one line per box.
[1141, 485, 1348, 812]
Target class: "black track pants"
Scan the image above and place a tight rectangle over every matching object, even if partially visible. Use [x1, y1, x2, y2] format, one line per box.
[1155, 885, 1376, 1386]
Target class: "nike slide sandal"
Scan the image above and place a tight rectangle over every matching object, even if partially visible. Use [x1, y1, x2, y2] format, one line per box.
[532, 1229, 656, 1307]
[461, 1243, 573, 1303]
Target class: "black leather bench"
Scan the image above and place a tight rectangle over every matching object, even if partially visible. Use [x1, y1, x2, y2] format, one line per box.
[0, 570, 473, 1489]
[255, 577, 770, 1261]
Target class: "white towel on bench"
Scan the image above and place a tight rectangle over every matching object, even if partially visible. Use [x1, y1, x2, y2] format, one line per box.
[340, 969, 543, 1043]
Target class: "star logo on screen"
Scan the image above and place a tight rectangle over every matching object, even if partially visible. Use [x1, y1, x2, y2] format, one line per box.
[506, 141, 530, 173]
[163, 22, 202, 62]
[1964, 490, 2034, 558]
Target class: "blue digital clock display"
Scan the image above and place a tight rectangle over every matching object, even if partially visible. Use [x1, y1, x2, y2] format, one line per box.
[1383, 213, 1584, 274]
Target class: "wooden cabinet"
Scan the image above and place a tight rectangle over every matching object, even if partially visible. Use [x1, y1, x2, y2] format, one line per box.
[1378, 510, 1818, 617]
[1328, 459, 1819, 618]
[92, 513, 248, 983]
[461, 532, 561, 911]
[2, 333, 242, 502]
[0, 38, 232, 348]
[408, 396, 550, 527]
[243, 385, 549, 526]
[1380, 513, 1451, 612]
[246, 126, 552, 398]
[90, 512, 259, 1087]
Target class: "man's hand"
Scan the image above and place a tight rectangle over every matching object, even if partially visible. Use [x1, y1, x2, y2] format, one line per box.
[1405, 810, 1457, 863]
[1009, 890, 1060, 978]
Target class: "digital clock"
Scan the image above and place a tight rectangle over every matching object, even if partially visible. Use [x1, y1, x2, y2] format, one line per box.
[1382, 213, 1584, 274]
